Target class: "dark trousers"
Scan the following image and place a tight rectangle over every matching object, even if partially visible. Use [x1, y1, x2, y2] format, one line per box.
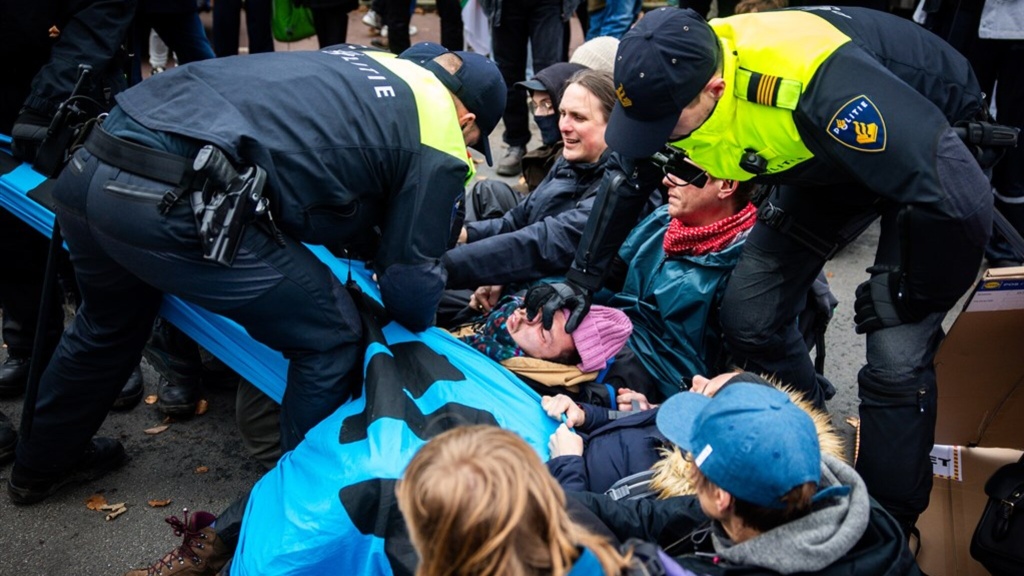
[492, 0, 565, 147]
[15, 147, 362, 478]
[436, 0, 464, 51]
[718, 183, 956, 522]
[0, 209, 63, 357]
[214, 0, 275, 56]
[132, 10, 216, 84]
[382, 0, 414, 54]
[311, 6, 351, 48]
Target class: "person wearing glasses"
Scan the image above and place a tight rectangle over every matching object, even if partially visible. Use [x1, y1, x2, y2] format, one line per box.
[597, 163, 756, 401]
[524, 6, 996, 536]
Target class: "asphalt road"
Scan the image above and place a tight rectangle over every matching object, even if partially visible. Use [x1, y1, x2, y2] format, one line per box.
[0, 12, 972, 574]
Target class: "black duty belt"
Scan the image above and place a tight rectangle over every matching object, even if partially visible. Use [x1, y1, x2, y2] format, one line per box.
[84, 126, 207, 213]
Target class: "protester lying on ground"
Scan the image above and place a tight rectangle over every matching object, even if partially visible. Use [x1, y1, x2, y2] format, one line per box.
[396, 425, 633, 576]
[565, 375, 921, 575]
[541, 371, 843, 498]
[452, 295, 632, 392]
[597, 165, 757, 400]
[443, 69, 660, 308]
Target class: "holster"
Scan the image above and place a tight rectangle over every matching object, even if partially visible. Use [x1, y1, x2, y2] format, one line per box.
[189, 145, 268, 268]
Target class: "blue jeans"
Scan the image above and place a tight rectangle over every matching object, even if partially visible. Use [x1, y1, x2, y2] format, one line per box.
[132, 11, 216, 84]
[15, 145, 362, 479]
[586, 0, 642, 40]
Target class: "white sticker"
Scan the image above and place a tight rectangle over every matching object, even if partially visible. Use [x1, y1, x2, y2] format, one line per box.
[695, 444, 714, 468]
[930, 445, 962, 481]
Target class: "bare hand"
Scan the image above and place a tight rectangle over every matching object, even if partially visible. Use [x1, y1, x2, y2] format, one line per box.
[457, 226, 468, 244]
[548, 424, 584, 458]
[541, 394, 585, 427]
[616, 388, 655, 412]
[468, 285, 503, 314]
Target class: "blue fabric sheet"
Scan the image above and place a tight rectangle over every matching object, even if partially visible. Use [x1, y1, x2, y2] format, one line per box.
[0, 143, 556, 575]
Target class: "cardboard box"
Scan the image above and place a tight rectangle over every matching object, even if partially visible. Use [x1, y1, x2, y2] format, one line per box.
[935, 267, 1024, 449]
[918, 267, 1024, 575]
[917, 446, 1022, 576]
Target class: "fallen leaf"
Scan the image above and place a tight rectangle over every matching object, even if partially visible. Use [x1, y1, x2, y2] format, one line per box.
[471, 157, 484, 164]
[148, 499, 172, 508]
[195, 466, 209, 474]
[195, 399, 209, 416]
[106, 506, 128, 521]
[99, 502, 126, 511]
[144, 425, 170, 435]
[85, 494, 108, 511]
[845, 416, 860, 428]
[826, 272, 834, 278]
[144, 395, 158, 405]
[476, 175, 488, 181]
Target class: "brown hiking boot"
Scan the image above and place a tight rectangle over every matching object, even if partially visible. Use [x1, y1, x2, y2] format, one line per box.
[125, 509, 230, 576]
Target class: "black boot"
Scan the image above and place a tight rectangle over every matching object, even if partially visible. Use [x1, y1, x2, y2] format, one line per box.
[144, 319, 204, 418]
[0, 354, 29, 397]
[111, 364, 145, 411]
[7, 437, 127, 505]
[0, 411, 16, 466]
[157, 374, 203, 418]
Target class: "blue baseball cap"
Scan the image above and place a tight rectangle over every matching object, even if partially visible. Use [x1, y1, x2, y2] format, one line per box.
[606, 7, 721, 158]
[400, 43, 507, 165]
[656, 378, 822, 509]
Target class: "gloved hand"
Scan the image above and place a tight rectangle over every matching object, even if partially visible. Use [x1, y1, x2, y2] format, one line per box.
[10, 109, 53, 163]
[524, 280, 591, 333]
[854, 265, 907, 334]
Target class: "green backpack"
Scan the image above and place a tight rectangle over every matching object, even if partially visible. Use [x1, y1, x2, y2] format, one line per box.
[272, 0, 317, 43]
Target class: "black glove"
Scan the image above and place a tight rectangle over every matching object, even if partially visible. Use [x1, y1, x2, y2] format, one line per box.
[854, 265, 907, 334]
[11, 109, 53, 164]
[524, 281, 591, 333]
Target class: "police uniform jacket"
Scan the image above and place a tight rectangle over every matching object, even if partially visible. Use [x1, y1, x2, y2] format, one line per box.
[112, 48, 473, 331]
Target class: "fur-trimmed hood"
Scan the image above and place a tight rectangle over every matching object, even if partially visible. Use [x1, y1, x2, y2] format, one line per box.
[649, 384, 846, 499]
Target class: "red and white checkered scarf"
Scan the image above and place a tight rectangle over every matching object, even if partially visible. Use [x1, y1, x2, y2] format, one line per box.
[663, 202, 757, 256]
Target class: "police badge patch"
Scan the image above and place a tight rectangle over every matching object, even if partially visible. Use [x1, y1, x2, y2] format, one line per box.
[826, 95, 886, 152]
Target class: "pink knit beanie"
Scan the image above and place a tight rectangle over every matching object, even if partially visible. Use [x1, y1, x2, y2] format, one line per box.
[565, 306, 633, 373]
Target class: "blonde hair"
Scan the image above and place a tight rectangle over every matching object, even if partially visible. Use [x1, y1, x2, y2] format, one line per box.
[397, 426, 630, 576]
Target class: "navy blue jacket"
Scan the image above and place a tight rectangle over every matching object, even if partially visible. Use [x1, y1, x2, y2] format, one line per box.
[112, 48, 473, 331]
[442, 151, 610, 289]
[547, 405, 666, 495]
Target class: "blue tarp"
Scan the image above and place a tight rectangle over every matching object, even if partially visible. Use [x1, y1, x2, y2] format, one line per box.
[0, 142, 555, 575]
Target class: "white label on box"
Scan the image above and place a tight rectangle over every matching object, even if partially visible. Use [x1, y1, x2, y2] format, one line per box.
[965, 278, 1024, 312]
[930, 445, 962, 481]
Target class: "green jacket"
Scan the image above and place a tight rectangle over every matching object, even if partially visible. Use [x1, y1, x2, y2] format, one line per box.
[608, 206, 745, 398]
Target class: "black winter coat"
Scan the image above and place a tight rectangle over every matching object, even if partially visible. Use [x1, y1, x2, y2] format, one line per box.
[547, 405, 666, 495]
[442, 152, 610, 289]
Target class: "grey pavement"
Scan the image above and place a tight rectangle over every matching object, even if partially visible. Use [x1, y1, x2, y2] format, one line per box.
[0, 9, 973, 575]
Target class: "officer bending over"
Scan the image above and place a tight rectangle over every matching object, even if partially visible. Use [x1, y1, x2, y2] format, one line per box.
[527, 6, 993, 533]
[8, 43, 505, 505]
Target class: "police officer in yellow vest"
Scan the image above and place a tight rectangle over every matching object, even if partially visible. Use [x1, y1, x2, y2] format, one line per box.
[525, 6, 993, 533]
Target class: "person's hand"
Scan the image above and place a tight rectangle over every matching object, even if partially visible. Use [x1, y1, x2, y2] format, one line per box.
[10, 109, 52, 163]
[854, 265, 906, 334]
[690, 375, 726, 397]
[524, 281, 591, 332]
[468, 285, 503, 314]
[541, 394, 585, 427]
[548, 424, 584, 458]
[616, 388, 655, 411]
[457, 226, 468, 245]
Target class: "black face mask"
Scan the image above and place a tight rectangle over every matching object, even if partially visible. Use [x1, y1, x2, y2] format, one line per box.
[534, 114, 561, 146]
